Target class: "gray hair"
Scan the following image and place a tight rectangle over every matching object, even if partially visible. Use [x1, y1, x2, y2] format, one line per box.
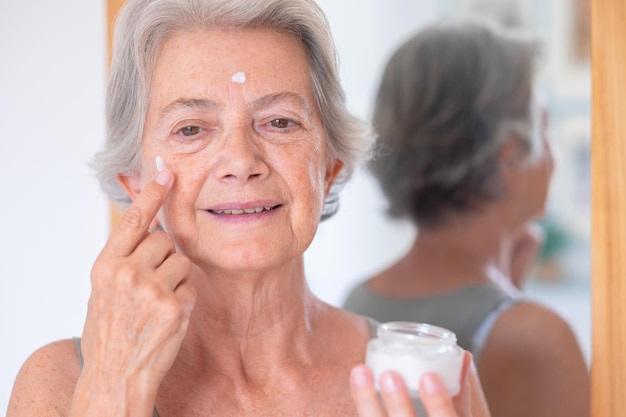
[93, 0, 374, 220]
[369, 17, 542, 227]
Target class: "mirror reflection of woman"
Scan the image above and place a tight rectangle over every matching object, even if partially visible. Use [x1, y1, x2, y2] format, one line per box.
[343, 19, 590, 417]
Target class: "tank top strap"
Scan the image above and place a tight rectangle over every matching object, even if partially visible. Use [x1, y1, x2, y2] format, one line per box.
[470, 298, 518, 362]
[72, 337, 84, 368]
[363, 316, 380, 337]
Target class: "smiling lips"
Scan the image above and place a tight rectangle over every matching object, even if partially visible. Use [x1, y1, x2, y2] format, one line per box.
[209, 205, 279, 215]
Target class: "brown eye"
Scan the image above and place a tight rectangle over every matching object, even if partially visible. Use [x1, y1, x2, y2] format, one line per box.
[270, 118, 293, 129]
[178, 126, 202, 136]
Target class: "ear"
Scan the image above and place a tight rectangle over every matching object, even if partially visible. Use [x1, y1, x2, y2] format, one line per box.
[499, 135, 527, 171]
[324, 158, 344, 197]
[117, 173, 142, 202]
[498, 135, 528, 178]
[498, 136, 528, 192]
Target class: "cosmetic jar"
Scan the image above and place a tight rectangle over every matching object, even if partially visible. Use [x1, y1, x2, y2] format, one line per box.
[366, 321, 463, 398]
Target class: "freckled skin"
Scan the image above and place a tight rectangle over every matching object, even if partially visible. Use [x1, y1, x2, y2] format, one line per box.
[136, 28, 336, 274]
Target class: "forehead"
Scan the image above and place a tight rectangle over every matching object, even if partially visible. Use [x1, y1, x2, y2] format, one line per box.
[150, 27, 314, 107]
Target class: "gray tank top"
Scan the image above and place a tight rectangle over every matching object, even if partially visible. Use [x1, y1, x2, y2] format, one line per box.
[73, 316, 379, 417]
[342, 282, 519, 362]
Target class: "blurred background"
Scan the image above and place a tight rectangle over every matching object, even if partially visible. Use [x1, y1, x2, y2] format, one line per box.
[0, 0, 590, 413]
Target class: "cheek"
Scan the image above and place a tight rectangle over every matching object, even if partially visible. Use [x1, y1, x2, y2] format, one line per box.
[157, 157, 206, 222]
[536, 153, 554, 194]
[289, 162, 326, 247]
[164, 152, 208, 191]
[274, 138, 328, 199]
[302, 155, 329, 207]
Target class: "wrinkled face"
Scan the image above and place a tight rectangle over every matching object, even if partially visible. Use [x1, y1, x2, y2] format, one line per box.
[126, 28, 341, 272]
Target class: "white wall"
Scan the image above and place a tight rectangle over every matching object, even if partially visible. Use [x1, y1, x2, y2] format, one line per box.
[0, 1, 108, 413]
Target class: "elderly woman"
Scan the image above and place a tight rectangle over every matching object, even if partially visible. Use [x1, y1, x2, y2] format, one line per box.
[7, 1, 488, 416]
[342, 19, 590, 417]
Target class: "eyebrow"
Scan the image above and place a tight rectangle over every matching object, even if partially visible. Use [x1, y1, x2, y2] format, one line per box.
[251, 92, 314, 117]
[159, 98, 218, 119]
[158, 92, 314, 120]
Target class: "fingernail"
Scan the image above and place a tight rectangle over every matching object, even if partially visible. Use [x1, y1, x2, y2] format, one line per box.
[380, 372, 399, 393]
[350, 366, 372, 387]
[155, 168, 172, 186]
[421, 373, 444, 395]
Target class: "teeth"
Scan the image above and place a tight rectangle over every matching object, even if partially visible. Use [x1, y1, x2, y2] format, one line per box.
[213, 206, 274, 215]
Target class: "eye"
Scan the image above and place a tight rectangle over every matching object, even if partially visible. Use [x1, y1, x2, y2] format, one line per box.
[269, 118, 295, 129]
[176, 125, 203, 137]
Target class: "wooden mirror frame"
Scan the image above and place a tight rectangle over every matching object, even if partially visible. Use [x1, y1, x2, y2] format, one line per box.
[591, 0, 626, 415]
[106, 0, 126, 227]
[107, 0, 625, 414]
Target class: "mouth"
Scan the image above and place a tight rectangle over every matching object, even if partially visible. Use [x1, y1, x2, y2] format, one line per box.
[208, 204, 281, 215]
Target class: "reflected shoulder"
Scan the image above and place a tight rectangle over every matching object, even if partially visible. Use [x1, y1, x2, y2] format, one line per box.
[477, 301, 590, 417]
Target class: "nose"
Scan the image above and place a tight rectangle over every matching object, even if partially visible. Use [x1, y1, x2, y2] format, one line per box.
[543, 136, 555, 179]
[212, 125, 269, 184]
[540, 108, 555, 176]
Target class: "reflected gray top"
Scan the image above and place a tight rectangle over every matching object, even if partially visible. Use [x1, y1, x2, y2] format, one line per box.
[342, 282, 520, 363]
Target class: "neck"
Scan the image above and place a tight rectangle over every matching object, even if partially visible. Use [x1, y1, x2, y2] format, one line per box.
[178, 256, 327, 376]
[373, 206, 524, 295]
[417, 217, 502, 272]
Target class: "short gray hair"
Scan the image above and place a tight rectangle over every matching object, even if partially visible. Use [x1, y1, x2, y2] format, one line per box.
[369, 17, 542, 227]
[93, 0, 374, 220]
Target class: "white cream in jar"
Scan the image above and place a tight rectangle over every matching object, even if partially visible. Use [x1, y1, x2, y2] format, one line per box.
[366, 321, 464, 398]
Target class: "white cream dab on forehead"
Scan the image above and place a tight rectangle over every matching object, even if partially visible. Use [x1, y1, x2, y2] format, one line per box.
[231, 71, 247, 84]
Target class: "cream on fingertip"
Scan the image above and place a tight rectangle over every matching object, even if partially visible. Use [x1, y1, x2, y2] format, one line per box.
[156, 155, 166, 172]
[155, 156, 171, 185]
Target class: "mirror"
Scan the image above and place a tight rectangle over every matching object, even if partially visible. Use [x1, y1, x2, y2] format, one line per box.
[307, 0, 591, 365]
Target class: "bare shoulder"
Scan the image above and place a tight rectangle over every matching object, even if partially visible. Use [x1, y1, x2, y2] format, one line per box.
[478, 301, 590, 417]
[322, 305, 377, 361]
[7, 338, 81, 417]
[482, 300, 585, 358]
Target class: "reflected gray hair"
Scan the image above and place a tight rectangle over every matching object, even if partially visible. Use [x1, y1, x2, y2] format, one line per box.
[92, 0, 374, 220]
[369, 17, 542, 227]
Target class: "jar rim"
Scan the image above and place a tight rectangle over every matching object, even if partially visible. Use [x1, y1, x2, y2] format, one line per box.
[378, 322, 457, 347]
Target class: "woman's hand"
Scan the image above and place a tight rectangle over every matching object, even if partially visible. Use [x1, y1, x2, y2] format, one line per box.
[350, 351, 490, 417]
[72, 168, 196, 416]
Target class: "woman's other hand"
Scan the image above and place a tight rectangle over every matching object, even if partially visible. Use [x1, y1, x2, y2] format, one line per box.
[74, 168, 196, 415]
[350, 351, 490, 417]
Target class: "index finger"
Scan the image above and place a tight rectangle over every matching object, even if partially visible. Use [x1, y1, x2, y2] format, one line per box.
[105, 169, 174, 257]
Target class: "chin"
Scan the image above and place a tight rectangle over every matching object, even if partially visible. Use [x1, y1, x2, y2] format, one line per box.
[191, 243, 302, 274]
